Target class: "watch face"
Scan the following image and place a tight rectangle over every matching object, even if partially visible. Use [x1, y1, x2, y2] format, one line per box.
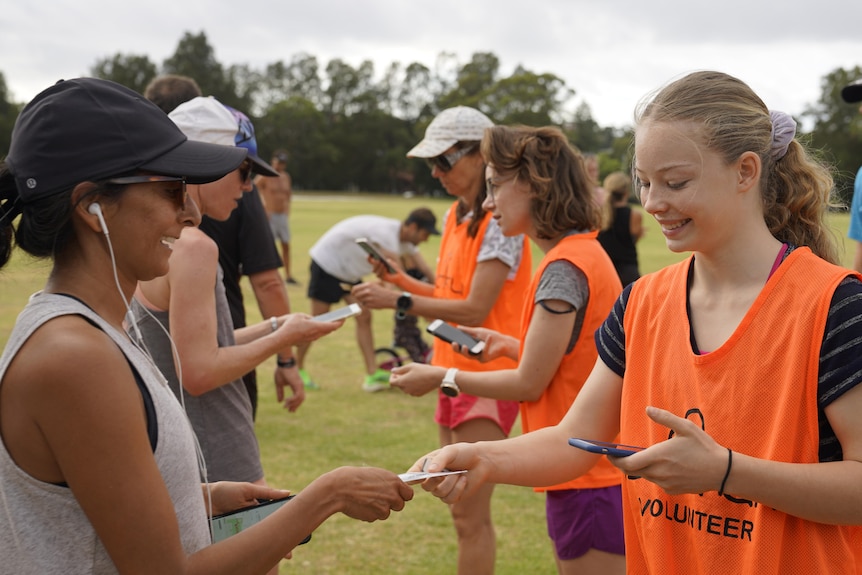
[397, 293, 412, 309]
[441, 382, 459, 397]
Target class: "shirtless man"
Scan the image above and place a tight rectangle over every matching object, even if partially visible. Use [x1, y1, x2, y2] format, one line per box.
[257, 149, 298, 284]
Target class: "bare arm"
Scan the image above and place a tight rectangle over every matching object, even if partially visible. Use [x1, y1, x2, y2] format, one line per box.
[244, 268, 308, 411]
[391, 300, 574, 402]
[609, 384, 862, 525]
[3, 318, 197, 574]
[3, 318, 413, 574]
[354, 259, 511, 326]
[240, 269, 291, 343]
[713, 384, 862, 524]
[454, 300, 573, 401]
[407, 259, 511, 326]
[414, 359, 623, 502]
[163, 229, 338, 396]
[283, 172, 292, 215]
[853, 241, 862, 274]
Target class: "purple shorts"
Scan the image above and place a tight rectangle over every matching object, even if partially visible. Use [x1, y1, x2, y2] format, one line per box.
[545, 485, 625, 560]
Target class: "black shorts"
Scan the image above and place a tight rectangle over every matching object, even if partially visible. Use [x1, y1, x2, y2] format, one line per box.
[307, 259, 356, 304]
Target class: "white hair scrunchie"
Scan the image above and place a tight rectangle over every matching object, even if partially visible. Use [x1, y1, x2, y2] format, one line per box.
[769, 110, 796, 160]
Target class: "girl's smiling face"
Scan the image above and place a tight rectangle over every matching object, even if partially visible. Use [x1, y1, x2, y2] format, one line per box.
[635, 120, 743, 255]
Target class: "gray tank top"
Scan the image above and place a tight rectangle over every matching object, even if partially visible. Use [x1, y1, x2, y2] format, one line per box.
[130, 266, 262, 483]
[0, 292, 210, 574]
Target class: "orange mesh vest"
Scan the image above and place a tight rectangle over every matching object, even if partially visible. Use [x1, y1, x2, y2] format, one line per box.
[519, 232, 623, 491]
[620, 248, 862, 574]
[431, 204, 531, 372]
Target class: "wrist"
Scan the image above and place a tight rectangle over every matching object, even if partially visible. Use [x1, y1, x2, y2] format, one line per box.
[277, 356, 296, 369]
[440, 367, 460, 397]
[717, 448, 733, 496]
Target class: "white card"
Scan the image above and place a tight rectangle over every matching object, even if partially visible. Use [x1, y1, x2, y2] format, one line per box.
[398, 470, 467, 485]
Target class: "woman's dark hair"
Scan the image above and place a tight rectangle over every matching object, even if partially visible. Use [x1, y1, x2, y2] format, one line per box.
[0, 162, 123, 269]
[0, 165, 25, 268]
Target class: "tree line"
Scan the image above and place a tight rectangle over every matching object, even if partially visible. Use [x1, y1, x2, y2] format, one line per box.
[0, 31, 860, 202]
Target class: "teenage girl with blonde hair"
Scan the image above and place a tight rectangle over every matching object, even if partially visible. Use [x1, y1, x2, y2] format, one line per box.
[409, 71, 862, 574]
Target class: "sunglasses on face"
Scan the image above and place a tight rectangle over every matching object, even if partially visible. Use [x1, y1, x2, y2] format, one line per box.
[105, 174, 188, 207]
[425, 145, 477, 173]
[238, 160, 253, 184]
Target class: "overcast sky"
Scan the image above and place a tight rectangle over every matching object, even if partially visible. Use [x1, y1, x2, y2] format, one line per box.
[3, 1, 861, 129]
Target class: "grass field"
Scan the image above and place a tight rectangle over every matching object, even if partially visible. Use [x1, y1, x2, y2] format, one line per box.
[0, 194, 855, 574]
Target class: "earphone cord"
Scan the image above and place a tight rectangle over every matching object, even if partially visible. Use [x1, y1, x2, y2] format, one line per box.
[98, 218, 144, 344]
[99, 220, 212, 528]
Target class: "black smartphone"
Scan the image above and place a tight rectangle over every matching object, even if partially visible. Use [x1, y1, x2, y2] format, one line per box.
[313, 303, 362, 322]
[568, 438, 645, 457]
[210, 495, 311, 544]
[426, 319, 486, 355]
[355, 238, 397, 274]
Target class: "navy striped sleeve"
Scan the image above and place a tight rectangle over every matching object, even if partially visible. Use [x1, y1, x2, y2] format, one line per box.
[595, 282, 635, 377]
[817, 276, 862, 462]
[819, 276, 862, 407]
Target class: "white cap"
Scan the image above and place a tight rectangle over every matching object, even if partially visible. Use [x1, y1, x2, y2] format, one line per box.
[168, 96, 237, 146]
[406, 106, 494, 158]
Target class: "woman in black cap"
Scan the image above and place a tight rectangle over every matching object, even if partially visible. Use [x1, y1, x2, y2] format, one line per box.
[0, 78, 412, 574]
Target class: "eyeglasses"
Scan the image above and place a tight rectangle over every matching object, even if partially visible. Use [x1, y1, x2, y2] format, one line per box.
[485, 174, 517, 203]
[105, 174, 187, 206]
[425, 145, 477, 173]
[238, 160, 253, 184]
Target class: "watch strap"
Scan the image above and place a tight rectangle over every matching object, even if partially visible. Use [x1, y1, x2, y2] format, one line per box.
[441, 367, 460, 397]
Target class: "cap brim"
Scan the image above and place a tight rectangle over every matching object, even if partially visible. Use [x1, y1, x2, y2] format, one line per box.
[842, 81, 862, 103]
[249, 155, 279, 177]
[406, 138, 458, 158]
[141, 139, 248, 184]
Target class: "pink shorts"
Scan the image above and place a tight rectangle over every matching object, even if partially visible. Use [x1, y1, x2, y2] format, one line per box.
[434, 391, 520, 436]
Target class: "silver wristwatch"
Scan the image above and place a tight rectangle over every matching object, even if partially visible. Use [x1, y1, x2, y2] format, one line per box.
[440, 367, 460, 397]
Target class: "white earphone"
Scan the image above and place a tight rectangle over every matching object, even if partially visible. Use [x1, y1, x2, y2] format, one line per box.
[88, 202, 107, 235]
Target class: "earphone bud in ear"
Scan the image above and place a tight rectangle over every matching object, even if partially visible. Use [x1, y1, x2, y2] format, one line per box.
[88, 202, 108, 235]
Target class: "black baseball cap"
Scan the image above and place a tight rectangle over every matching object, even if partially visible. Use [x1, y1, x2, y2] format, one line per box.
[405, 207, 441, 235]
[5, 77, 248, 204]
[842, 79, 862, 103]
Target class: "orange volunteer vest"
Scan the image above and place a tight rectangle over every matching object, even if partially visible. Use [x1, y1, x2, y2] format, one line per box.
[620, 249, 862, 574]
[519, 232, 623, 491]
[431, 204, 531, 372]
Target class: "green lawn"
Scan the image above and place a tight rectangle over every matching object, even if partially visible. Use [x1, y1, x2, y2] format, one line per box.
[0, 194, 855, 574]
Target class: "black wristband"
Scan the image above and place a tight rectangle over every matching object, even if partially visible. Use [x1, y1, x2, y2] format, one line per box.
[718, 448, 733, 496]
[277, 357, 296, 369]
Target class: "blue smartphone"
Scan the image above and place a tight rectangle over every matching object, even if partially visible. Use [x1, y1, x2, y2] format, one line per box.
[568, 438, 645, 457]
